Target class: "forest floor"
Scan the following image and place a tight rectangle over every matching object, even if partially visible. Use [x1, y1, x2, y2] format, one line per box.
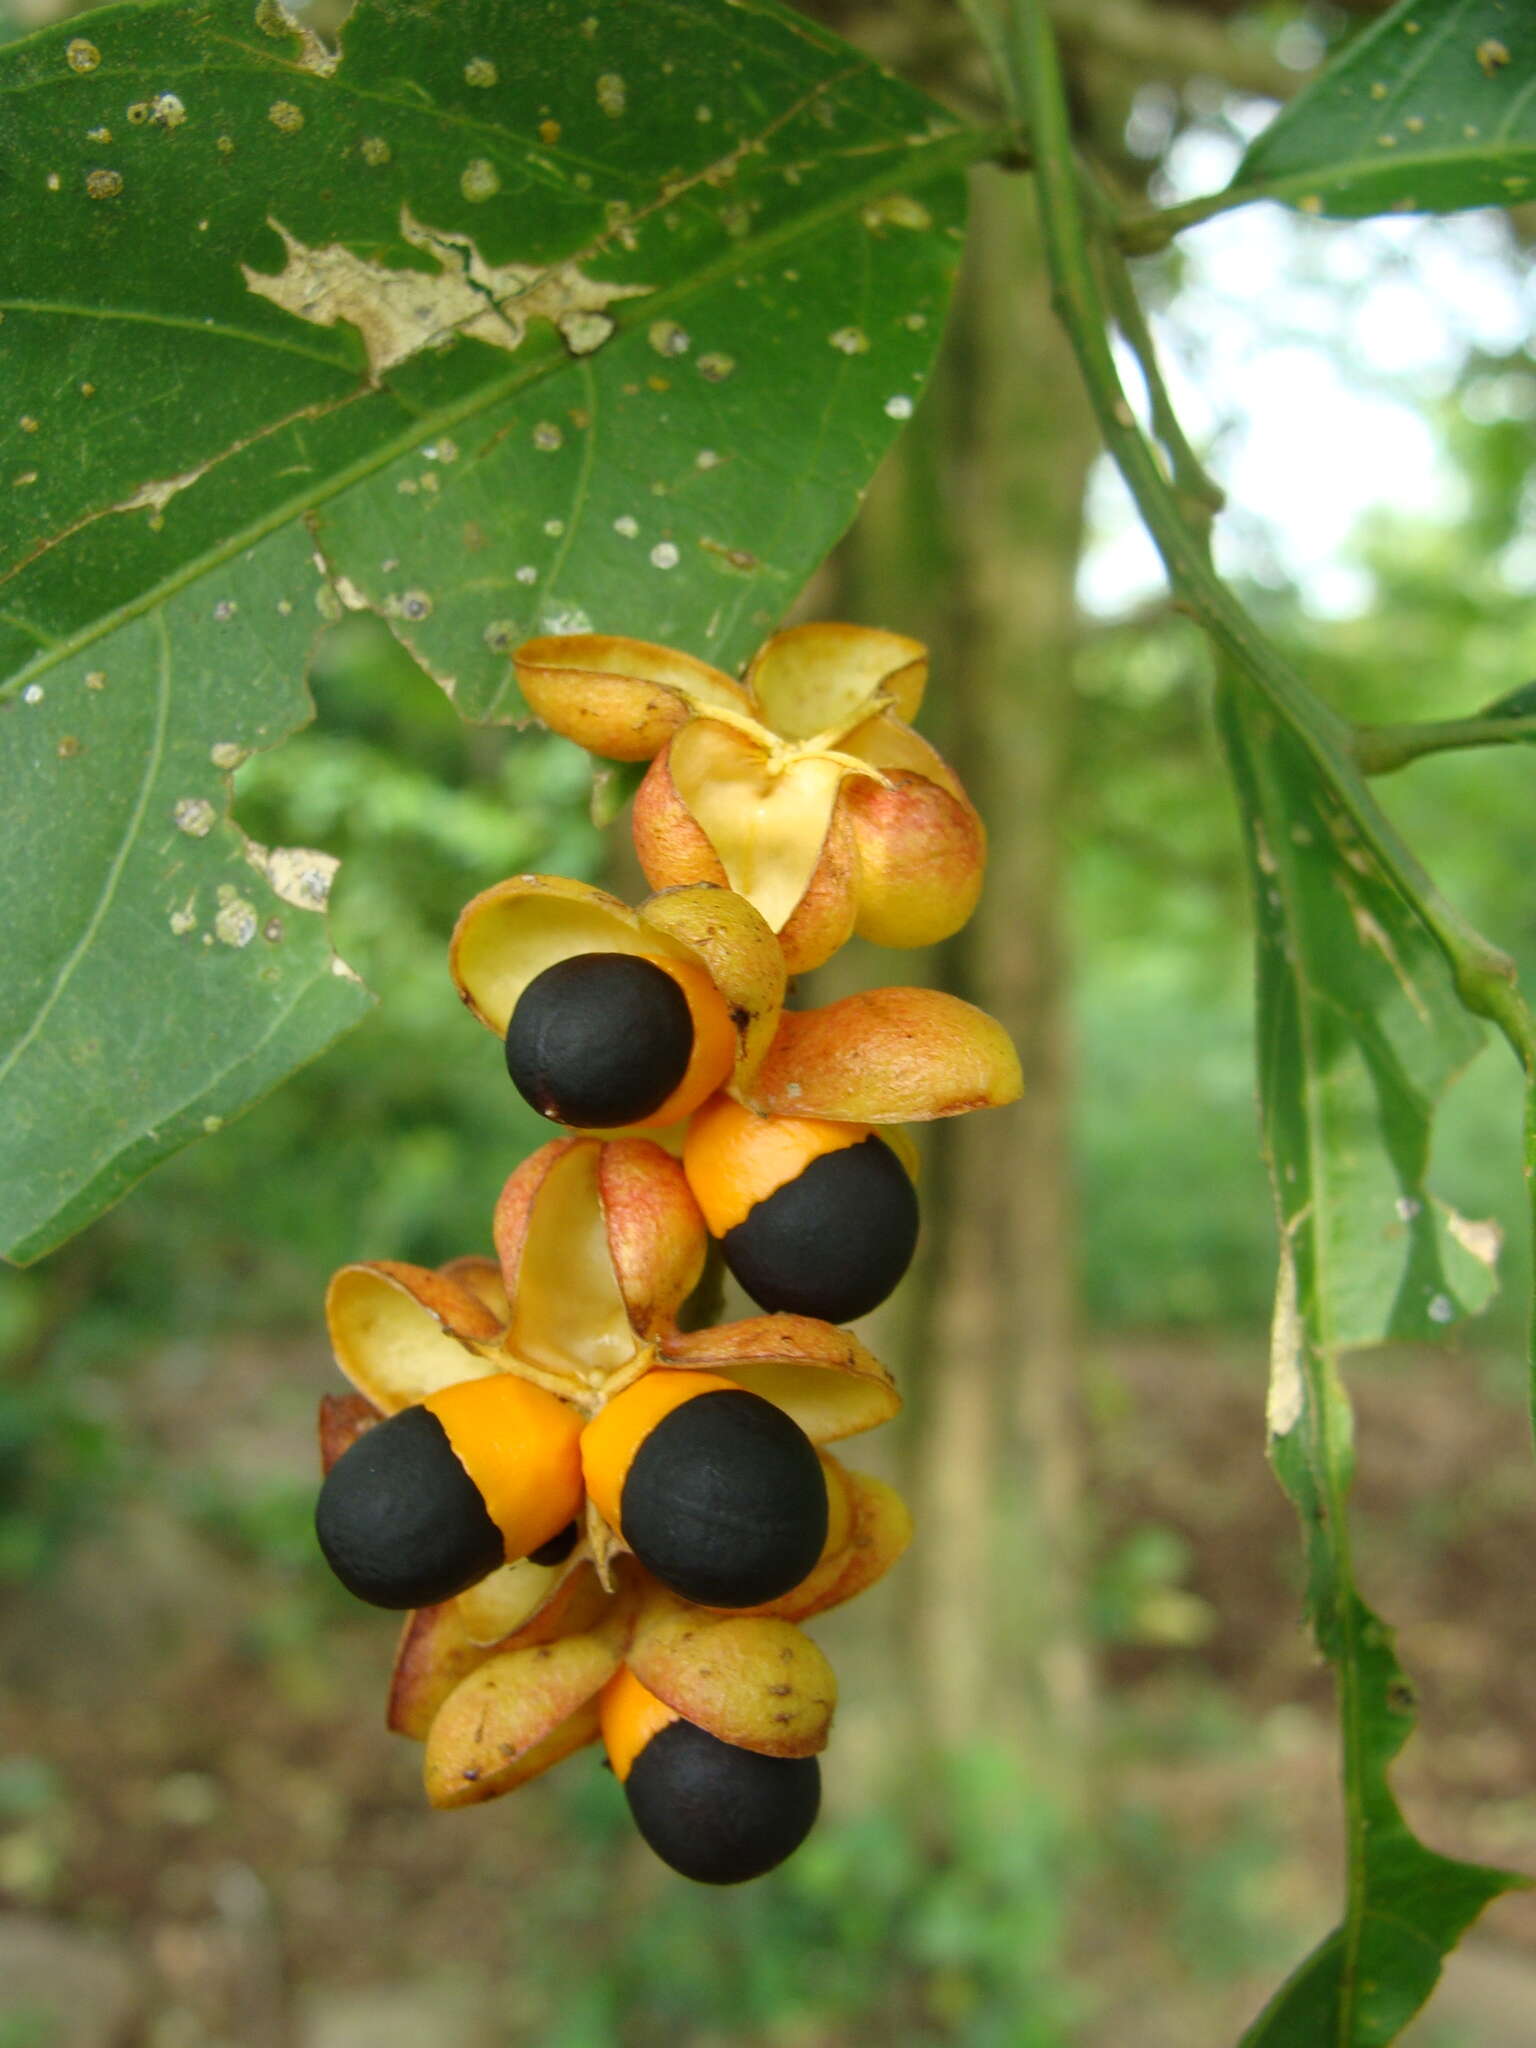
[3, 1329, 1535, 2048]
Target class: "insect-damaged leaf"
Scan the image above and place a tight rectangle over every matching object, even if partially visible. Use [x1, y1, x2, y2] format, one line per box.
[1218, 686, 1520, 2044]
[1229, 0, 1536, 221]
[0, 0, 970, 1261]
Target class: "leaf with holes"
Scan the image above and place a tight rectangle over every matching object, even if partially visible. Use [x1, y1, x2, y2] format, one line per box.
[1218, 685, 1520, 2044]
[1228, 0, 1536, 219]
[0, 0, 972, 1262]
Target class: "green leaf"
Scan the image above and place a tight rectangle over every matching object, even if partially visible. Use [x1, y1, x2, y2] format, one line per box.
[1475, 676, 1536, 722]
[1218, 685, 1522, 2046]
[0, 0, 973, 1262]
[1229, 0, 1536, 220]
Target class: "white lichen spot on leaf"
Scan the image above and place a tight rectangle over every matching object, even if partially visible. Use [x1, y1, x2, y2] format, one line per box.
[85, 169, 123, 199]
[360, 136, 391, 165]
[829, 327, 869, 355]
[696, 352, 734, 382]
[461, 157, 501, 203]
[860, 194, 932, 232]
[214, 886, 259, 948]
[169, 896, 198, 937]
[596, 73, 626, 116]
[648, 320, 690, 357]
[613, 514, 639, 538]
[242, 210, 650, 380]
[650, 541, 680, 569]
[268, 101, 305, 134]
[884, 394, 914, 420]
[532, 421, 564, 451]
[464, 56, 497, 87]
[210, 742, 247, 770]
[65, 37, 101, 72]
[173, 797, 216, 838]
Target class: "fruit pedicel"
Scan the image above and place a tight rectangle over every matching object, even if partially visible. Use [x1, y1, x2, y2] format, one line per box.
[313, 625, 1021, 1884]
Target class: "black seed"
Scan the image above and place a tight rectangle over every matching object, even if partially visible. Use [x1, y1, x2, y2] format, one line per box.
[622, 1389, 827, 1608]
[528, 1520, 579, 1567]
[721, 1136, 919, 1324]
[625, 1718, 820, 1884]
[505, 953, 693, 1128]
[315, 1404, 504, 1610]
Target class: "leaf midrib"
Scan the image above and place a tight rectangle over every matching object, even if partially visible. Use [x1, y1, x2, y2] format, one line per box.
[1, 118, 991, 706]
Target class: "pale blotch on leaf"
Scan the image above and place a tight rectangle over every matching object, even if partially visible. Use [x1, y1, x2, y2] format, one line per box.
[65, 37, 101, 72]
[255, 0, 338, 74]
[384, 589, 433, 622]
[212, 599, 237, 621]
[169, 899, 197, 937]
[210, 742, 247, 770]
[695, 448, 722, 469]
[650, 542, 680, 570]
[85, 169, 123, 199]
[360, 136, 391, 166]
[559, 310, 615, 355]
[515, 565, 538, 585]
[483, 620, 517, 653]
[246, 842, 339, 913]
[696, 352, 734, 382]
[84, 671, 106, 690]
[268, 101, 305, 134]
[173, 797, 216, 838]
[215, 887, 259, 948]
[613, 514, 639, 539]
[884, 394, 914, 420]
[829, 326, 869, 355]
[202, 1115, 224, 1134]
[461, 157, 501, 203]
[46, 173, 61, 192]
[596, 73, 627, 116]
[1427, 1293, 1455, 1326]
[464, 56, 497, 87]
[242, 209, 650, 381]
[1476, 38, 1511, 76]
[532, 421, 563, 451]
[543, 519, 564, 537]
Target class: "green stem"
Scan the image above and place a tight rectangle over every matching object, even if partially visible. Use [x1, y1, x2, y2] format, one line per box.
[1116, 186, 1252, 254]
[1001, 0, 1536, 1082]
[1354, 714, 1536, 776]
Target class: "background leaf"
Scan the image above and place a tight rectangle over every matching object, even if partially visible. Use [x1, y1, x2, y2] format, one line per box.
[1228, 0, 1536, 221]
[0, 0, 971, 1262]
[1217, 683, 1521, 2044]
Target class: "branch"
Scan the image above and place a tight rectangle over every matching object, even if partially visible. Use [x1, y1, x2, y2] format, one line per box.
[989, 0, 1536, 1080]
[1355, 714, 1536, 776]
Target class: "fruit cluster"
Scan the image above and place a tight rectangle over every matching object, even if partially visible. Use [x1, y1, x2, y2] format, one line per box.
[314, 624, 1019, 1883]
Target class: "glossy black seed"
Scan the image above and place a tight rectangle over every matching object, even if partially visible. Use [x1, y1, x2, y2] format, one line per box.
[625, 1718, 820, 1885]
[315, 1405, 504, 1610]
[528, 1520, 579, 1567]
[721, 1135, 919, 1324]
[505, 952, 693, 1128]
[622, 1389, 827, 1608]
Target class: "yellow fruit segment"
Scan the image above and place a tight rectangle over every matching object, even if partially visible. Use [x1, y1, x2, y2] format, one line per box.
[683, 1095, 870, 1236]
[424, 1375, 584, 1561]
[598, 1664, 680, 1783]
[580, 1368, 739, 1534]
